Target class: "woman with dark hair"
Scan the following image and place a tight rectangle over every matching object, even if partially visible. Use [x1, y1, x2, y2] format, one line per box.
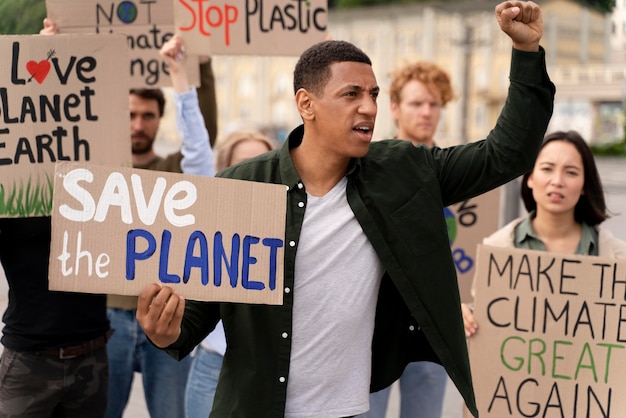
[462, 130, 626, 337]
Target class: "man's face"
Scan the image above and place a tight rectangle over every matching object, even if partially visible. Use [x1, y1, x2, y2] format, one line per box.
[129, 94, 160, 155]
[308, 61, 379, 159]
[390, 79, 442, 147]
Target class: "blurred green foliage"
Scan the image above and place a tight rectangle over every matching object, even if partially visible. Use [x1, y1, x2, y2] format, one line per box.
[583, 0, 615, 13]
[590, 140, 626, 156]
[0, 0, 46, 34]
[334, 0, 424, 7]
[331, 0, 615, 13]
[0, 0, 615, 32]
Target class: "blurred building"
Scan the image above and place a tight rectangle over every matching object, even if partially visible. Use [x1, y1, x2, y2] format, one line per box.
[611, 0, 626, 64]
[202, 0, 623, 147]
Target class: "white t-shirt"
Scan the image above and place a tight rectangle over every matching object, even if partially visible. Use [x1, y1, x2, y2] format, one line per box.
[200, 320, 226, 356]
[285, 177, 384, 418]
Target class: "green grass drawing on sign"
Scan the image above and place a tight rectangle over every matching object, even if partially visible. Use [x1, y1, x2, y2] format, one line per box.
[0, 174, 54, 217]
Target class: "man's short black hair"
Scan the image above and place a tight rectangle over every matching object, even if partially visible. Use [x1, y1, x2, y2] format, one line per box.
[293, 40, 372, 97]
[129, 88, 166, 117]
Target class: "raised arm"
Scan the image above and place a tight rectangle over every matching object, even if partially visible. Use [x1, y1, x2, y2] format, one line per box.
[160, 34, 192, 94]
[160, 35, 214, 177]
[430, 1, 554, 206]
[496, 1, 542, 52]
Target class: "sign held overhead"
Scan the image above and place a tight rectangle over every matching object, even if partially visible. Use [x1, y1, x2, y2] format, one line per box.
[175, 0, 329, 56]
[45, 0, 200, 88]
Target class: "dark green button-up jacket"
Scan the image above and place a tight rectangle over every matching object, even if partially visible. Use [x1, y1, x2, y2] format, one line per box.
[165, 48, 555, 418]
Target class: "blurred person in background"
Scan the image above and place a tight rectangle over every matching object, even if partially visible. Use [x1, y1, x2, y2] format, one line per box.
[462, 130, 626, 337]
[185, 129, 279, 418]
[360, 60, 455, 418]
[35, 20, 216, 418]
[105, 34, 214, 418]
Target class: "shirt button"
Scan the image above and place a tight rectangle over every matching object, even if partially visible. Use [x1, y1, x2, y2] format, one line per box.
[284, 287, 291, 293]
[298, 202, 304, 208]
[282, 332, 288, 338]
[279, 376, 286, 383]
[285, 185, 290, 191]
[289, 241, 296, 247]
[297, 183, 303, 189]
[409, 325, 415, 331]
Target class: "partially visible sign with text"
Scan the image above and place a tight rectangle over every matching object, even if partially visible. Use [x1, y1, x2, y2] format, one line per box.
[175, 0, 329, 56]
[469, 245, 626, 417]
[46, 0, 200, 87]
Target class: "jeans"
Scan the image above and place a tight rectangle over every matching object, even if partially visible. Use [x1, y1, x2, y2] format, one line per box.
[359, 361, 447, 418]
[0, 347, 108, 418]
[185, 345, 224, 418]
[106, 308, 191, 418]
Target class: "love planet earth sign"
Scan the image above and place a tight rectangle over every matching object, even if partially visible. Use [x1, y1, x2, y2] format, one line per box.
[468, 245, 626, 418]
[0, 35, 131, 218]
[48, 162, 287, 304]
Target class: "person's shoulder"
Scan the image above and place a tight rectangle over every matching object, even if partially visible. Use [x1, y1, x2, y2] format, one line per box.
[483, 217, 525, 247]
[368, 138, 416, 151]
[597, 226, 626, 260]
[366, 139, 428, 161]
[136, 154, 180, 173]
[217, 149, 280, 180]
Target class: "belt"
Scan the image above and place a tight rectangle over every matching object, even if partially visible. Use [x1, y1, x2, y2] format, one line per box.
[39, 329, 114, 360]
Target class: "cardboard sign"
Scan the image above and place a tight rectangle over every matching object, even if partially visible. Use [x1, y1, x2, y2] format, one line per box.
[468, 245, 626, 417]
[45, 0, 200, 88]
[0, 35, 131, 218]
[175, 0, 329, 56]
[447, 189, 501, 303]
[49, 161, 286, 304]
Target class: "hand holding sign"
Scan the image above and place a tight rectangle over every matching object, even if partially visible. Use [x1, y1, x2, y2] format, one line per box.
[461, 302, 478, 337]
[40, 18, 59, 35]
[136, 283, 184, 348]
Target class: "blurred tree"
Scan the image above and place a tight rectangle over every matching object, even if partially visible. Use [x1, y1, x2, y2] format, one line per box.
[335, 0, 421, 7]
[583, 0, 615, 13]
[332, 0, 615, 13]
[0, 0, 46, 34]
[0, 0, 614, 29]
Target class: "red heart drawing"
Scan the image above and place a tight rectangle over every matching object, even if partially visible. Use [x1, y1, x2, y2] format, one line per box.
[26, 60, 51, 84]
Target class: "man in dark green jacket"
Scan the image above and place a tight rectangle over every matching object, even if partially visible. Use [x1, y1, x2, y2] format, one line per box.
[136, 2, 554, 417]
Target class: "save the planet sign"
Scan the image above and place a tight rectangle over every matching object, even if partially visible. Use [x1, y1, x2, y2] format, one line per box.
[49, 161, 286, 304]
